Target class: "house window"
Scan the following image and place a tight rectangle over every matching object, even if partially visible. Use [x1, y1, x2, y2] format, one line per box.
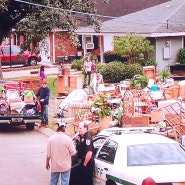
[85, 35, 93, 43]
[81, 35, 94, 49]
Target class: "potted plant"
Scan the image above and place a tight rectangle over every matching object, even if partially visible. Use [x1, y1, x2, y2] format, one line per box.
[92, 93, 112, 130]
[159, 69, 170, 82]
[92, 93, 112, 118]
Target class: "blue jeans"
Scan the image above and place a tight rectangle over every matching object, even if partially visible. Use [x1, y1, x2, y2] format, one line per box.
[50, 169, 71, 185]
[41, 104, 48, 125]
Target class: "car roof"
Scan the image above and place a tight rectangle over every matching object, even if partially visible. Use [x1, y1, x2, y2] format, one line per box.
[98, 127, 177, 145]
[109, 133, 177, 145]
[0, 45, 19, 48]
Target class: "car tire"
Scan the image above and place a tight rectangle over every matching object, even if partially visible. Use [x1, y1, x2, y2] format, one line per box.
[28, 57, 37, 66]
[26, 123, 35, 130]
[106, 179, 117, 185]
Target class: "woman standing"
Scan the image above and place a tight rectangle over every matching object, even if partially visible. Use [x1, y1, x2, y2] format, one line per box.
[83, 56, 92, 86]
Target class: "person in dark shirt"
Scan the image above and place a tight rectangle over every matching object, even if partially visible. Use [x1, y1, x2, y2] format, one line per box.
[36, 79, 50, 127]
[72, 121, 94, 185]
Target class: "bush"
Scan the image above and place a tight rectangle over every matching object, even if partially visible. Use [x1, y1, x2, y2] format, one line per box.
[177, 48, 185, 64]
[71, 59, 83, 71]
[104, 51, 127, 63]
[100, 61, 143, 83]
[140, 59, 157, 67]
[97, 63, 105, 73]
[131, 75, 148, 89]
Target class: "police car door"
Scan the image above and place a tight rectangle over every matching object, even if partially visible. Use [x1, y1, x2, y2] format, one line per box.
[93, 138, 118, 185]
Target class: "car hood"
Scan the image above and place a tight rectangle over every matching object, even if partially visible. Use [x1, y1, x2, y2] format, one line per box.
[125, 164, 185, 183]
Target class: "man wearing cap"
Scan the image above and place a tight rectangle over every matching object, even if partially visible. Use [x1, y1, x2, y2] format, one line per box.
[46, 121, 76, 185]
[36, 79, 50, 127]
[72, 121, 94, 185]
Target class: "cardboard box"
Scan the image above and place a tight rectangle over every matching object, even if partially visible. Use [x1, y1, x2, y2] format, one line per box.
[62, 67, 70, 75]
[23, 90, 35, 103]
[10, 102, 24, 110]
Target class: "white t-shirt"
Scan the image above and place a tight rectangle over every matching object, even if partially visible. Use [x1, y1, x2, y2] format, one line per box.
[84, 60, 92, 73]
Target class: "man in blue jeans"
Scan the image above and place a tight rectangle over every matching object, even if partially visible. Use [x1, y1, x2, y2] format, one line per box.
[46, 121, 76, 185]
[36, 79, 50, 127]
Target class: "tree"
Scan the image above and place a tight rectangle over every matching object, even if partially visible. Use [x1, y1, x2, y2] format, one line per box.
[113, 33, 154, 64]
[0, 0, 108, 79]
[0, 0, 107, 47]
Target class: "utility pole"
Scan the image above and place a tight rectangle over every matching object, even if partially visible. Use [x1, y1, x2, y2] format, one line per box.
[9, 35, 12, 68]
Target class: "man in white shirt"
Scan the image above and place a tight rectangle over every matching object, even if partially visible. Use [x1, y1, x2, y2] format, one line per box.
[46, 121, 76, 185]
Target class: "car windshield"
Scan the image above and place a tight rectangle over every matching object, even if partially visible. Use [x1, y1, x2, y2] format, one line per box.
[128, 143, 185, 166]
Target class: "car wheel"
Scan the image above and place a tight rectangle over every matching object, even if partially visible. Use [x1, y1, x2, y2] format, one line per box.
[28, 57, 37, 66]
[26, 123, 35, 130]
[106, 179, 117, 185]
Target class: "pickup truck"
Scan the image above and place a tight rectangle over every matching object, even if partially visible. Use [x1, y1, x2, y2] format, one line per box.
[0, 45, 41, 66]
[0, 80, 42, 130]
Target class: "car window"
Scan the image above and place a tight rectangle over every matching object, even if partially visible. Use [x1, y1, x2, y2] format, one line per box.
[2, 47, 21, 55]
[93, 137, 106, 155]
[2, 48, 10, 54]
[11, 47, 20, 54]
[128, 143, 185, 166]
[97, 139, 117, 163]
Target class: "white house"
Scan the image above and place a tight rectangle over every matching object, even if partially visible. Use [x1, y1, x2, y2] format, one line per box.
[77, 0, 185, 72]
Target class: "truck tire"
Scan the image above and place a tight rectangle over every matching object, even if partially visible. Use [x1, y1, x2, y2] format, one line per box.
[26, 123, 35, 130]
[28, 57, 37, 66]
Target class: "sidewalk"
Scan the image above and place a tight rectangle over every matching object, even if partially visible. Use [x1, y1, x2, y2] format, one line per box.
[2, 62, 58, 79]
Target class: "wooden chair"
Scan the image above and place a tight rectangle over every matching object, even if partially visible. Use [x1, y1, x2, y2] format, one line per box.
[143, 66, 156, 82]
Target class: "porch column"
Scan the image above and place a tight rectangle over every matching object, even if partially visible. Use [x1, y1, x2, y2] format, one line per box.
[99, 35, 104, 63]
[52, 32, 55, 63]
[83, 35, 87, 57]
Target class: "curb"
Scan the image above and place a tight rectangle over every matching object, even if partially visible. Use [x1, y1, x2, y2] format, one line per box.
[34, 125, 56, 137]
[34, 117, 75, 137]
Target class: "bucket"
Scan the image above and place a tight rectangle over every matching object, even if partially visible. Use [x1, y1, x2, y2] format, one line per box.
[151, 85, 159, 91]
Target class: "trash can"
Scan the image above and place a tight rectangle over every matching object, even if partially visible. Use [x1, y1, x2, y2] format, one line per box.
[57, 56, 65, 64]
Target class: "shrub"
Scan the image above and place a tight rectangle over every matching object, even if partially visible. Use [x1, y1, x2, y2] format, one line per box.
[104, 51, 127, 63]
[140, 59, 157, 67]
[97, 63, 105, 73]
[131, 75, 148, 89]
[71, 59, 83, 71]
[177, 48, 185, 64]
[100, 61, 143, 83]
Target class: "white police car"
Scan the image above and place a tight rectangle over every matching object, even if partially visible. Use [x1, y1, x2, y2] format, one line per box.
[92, 127, 185, 185]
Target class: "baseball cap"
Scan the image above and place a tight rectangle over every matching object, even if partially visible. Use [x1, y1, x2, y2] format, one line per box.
[57, 121, 66, 127]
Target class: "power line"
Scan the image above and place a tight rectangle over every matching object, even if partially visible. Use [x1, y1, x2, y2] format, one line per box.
[13, 0, 185, 28]
[13, 0, 117, 19]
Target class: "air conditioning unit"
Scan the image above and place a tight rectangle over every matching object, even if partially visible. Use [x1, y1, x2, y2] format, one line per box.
[86, 43, 94, 49]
